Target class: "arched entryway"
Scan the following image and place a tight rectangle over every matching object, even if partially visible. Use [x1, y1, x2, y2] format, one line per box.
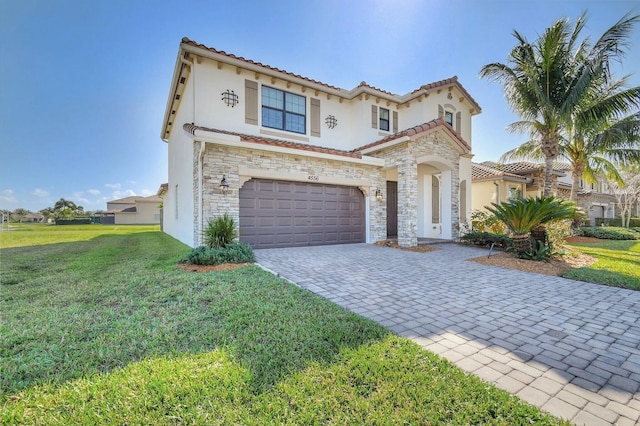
[416, 156, 455, 240]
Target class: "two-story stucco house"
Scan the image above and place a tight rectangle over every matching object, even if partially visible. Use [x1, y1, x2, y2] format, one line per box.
[160, 38, 481, 248]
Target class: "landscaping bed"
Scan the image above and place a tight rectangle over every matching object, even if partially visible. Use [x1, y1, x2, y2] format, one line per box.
[468, 250, 596, 276]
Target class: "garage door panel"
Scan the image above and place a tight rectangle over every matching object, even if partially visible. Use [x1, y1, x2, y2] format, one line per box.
[240, 178, 364, 248]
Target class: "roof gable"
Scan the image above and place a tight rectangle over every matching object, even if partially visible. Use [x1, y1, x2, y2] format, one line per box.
[355, 118, 471, 154]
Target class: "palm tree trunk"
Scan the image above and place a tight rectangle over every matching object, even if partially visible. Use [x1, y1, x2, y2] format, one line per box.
[543, 156, 555, 197]
[511, 233, 532, 255]
[571, 165, 583, 202]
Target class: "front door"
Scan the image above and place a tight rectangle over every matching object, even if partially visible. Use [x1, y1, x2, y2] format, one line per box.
[386, 181, 398, 238]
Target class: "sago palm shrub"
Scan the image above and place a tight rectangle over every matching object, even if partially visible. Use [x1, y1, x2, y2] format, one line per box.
[486, 196, 579, 256]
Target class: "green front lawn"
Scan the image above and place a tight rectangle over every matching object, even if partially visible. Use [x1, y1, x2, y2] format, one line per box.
[1, 225, 566, 424]
[564, 239, 640, 290]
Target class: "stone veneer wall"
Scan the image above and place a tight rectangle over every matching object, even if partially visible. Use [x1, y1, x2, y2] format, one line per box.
[369, 131, 462, 247]
[193, 143, 387, 247]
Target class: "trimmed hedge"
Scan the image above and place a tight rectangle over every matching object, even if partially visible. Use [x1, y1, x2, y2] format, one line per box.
[595, 217, 640, 227]
[185, 242, 256, 266]
[579, 226, 640, 240]
[55, 218, 92, 225]
[459, 232, 513, 249]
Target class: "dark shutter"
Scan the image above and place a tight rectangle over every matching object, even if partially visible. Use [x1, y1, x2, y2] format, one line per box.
[245, 80, 258, 125]
[310, 98, 321, 137]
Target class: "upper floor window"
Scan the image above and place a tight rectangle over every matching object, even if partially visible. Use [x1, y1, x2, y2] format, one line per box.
[445, 111, 454, 127]
[508, 186, 521, 199]
[379, 108, 390, 131]
[262, 86, 306, 134]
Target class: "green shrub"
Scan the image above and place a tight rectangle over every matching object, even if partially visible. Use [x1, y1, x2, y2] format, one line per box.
[459, 231, 513, 249]
[469, 210, 508, 234]
[521, 240, 552, 261]
[185, 242, 255, 266]
[203, 214, 238, 248]
[595, 217, 640, 227]
[579, 226, 640, 240]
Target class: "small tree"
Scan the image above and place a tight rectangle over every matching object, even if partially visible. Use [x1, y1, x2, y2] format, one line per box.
[609, 167, 640, 228]
[11, 208, 29, 223]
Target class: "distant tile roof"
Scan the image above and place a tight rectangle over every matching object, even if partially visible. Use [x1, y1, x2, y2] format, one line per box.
[140, 195, 162, 203]
[479, 161, 566, 176]
[354, 118, 471, 153]
[472, 162, 529, 181]
[108, 196, 142, 204]
[183, 124, 363, 159]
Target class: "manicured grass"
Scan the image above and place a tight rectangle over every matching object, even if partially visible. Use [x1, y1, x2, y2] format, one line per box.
[1, 225, 567, 424]
[564, 239, 640, 290]
[0, 223, 160, 249]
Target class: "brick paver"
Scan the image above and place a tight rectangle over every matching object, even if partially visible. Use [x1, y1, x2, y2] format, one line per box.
[256, 243, 640, 425]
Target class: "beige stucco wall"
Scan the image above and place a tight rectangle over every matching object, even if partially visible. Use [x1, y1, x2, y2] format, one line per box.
[135, 201, 161, 224]
[472, 180, 527, 213]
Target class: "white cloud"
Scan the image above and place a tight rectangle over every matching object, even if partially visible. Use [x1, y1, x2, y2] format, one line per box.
[87, 189, 101, 196]
[0, 189, 17, 204]
[140, 189, 154, 196]
[111, 189, 136, 199]
[31, 188, 49, 198]
[104, 183, 121, 190]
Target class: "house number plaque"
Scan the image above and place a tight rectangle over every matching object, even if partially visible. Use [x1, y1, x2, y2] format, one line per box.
[307, 175, 319, 181]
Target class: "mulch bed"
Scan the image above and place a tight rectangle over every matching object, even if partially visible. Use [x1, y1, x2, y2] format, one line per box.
[375, 240, 439, 253]
[177, 261, 253, 273]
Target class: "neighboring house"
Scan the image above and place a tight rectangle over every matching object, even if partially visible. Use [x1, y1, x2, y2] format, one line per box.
[472, 161, 616, 225]
[24, 213, 45, 223]
[471, 162, 531, 212]
[101, 195, 162, 225]
[161, 38, 481, 248]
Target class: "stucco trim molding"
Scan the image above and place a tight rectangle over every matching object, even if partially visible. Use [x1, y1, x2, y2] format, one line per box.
[238, 166, 371, 194]
[190, 129, 385, 167]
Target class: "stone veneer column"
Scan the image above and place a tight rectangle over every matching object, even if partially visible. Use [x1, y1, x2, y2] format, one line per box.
[397, 156, 418, 247]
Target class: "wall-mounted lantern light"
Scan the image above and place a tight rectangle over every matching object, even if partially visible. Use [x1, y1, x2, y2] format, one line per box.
[375, 187, 382, 200]
[220, 175, 229, 193]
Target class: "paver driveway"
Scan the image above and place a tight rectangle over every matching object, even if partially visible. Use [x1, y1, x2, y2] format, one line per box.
[256, 243, 640, 426]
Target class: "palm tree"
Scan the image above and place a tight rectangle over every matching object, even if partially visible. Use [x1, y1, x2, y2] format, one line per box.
[499, 78, 640, 201]
[53, 198, 78, 218]
[481, 12, 639, 197]
[563, 74, 640, 201]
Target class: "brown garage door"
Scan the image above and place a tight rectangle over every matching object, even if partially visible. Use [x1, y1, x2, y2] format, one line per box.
[239, 179, 365, 249]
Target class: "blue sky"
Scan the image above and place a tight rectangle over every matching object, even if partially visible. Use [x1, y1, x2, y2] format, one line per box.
[1, 0, 639, 212]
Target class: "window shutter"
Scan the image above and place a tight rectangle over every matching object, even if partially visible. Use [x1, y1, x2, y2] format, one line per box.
[371, 105, 378, 129]
[438, 104, 444, 119]
[393, 111, 398, 133]
[310, 98, 321, 137]
[456, 112, 461, 133]
[245, 80, 258, 125]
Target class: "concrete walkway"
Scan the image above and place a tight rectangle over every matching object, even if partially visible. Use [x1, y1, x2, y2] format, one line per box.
[256, 243, 640, 426]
